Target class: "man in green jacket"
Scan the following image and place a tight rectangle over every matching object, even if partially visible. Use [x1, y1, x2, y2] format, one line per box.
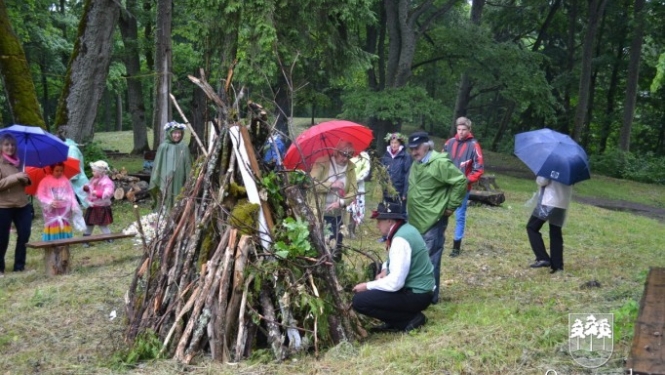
[406, 131, 467, 304]
[352, 201, 435, 332]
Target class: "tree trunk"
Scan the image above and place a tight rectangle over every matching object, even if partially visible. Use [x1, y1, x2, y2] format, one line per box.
[152, 0, 173, 149]
[572, 0, 609, 141]
[619, 0, 645, 152]
[0, 0, 45, 128]
[53, 0, 120, 142]
[116, 92, 123, 131]
[118, 0, 149, 154]
[189, 70, 207, 157]
[451, 0, 485, 136]
[599, 7, 627, 154]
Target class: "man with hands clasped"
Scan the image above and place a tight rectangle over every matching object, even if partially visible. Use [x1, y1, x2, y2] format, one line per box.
[352, 202, 435, 333]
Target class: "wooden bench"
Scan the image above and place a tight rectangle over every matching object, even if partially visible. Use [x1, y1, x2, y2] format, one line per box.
[625, 267, 665, 375]
[26, 233, 136, 276]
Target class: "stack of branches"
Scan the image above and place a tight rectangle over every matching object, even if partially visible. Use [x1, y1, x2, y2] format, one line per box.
[124, 72, 366, 365]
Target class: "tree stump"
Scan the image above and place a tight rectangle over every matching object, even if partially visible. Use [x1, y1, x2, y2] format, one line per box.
[469, 174, 505, 206]
[44, 245, 71, 276]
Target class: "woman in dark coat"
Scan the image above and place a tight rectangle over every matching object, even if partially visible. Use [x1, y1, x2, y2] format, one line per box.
[380, 133, 412, 203]
[0, 134, 32, 276]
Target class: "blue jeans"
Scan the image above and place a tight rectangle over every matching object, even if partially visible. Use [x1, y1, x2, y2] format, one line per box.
[0, 204, 33, 272]
[422, 216, 448, 304]
[453, 192, 470, 241]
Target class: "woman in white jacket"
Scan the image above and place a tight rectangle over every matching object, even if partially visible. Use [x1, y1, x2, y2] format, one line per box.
[527, 177, 573, 274]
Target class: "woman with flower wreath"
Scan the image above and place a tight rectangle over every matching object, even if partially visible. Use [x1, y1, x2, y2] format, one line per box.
[380, 133, 412, 204]
[149, 121, 192, 211]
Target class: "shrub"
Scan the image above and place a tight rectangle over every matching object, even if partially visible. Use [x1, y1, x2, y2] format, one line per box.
[591, 150, 665, 184]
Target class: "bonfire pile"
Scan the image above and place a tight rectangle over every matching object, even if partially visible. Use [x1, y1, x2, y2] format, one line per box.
[123, 74, 366, 364]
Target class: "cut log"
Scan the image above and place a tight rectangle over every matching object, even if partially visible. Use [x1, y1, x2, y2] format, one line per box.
[44, 245, 71, 276]
[114, 186, 129, 200]
[469, 174, 505, 206]
[469, 190, 505, 206]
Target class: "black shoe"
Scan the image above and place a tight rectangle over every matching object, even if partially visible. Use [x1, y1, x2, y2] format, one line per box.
[404, 313, 427, 332]
[550, 267, 563, 274]
[449, 248, 461, 257]
[369, 323, 399, 333]
[530, 260, 551, 268]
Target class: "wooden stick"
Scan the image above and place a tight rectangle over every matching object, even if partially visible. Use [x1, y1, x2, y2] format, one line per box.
[169, 93, 208, 156]
[132, 205, 149, 251]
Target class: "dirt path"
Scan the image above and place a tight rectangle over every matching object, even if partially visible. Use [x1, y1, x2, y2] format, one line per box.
[485, 164, 665, 223]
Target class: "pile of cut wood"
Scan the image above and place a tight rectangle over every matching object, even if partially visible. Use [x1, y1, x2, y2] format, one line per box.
[110, 167, 150, 202]
[124, 74, 366, 364]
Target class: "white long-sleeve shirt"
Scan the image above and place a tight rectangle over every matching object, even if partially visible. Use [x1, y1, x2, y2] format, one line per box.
[366, 236, 412, 292]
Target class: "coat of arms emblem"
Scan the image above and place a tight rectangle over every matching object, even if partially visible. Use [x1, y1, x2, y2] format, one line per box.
[568, 313, 614, 368]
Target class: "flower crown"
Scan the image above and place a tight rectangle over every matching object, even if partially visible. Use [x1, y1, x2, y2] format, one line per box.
[384, 132, 407, 143]
[163, 121, 187, 132]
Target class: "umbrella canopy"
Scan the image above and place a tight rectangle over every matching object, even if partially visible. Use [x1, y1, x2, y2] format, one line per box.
[282, 120, 373, 171]
[514, 128, 590, 185]
[0, 124, 69, 168]
[25, 157, 81, 195]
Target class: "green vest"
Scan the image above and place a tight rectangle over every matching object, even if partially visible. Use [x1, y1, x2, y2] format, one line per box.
[388, 223, 435, 294]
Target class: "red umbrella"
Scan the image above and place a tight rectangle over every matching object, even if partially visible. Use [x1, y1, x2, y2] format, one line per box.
[282, 120, 373, 171]
[25, 157, 81, 195]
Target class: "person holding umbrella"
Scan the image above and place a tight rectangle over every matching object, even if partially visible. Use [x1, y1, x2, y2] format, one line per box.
[526, 177, 572, 274]
[57, 125, 90, 208]
[0, 133, 33, 276]
[35, 162, 85, 241]
[309, 140, 358, 261]
[514, 128, 590, 274]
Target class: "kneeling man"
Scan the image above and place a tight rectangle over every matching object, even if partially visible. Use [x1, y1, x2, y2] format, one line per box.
[352, 202, 435, 332]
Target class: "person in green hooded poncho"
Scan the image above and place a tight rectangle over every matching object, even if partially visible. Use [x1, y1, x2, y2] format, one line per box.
[149, 122, 192, 210]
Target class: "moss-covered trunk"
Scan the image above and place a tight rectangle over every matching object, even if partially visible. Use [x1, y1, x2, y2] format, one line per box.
[0, 0, 45, 128]
[53, 0, 120, 143]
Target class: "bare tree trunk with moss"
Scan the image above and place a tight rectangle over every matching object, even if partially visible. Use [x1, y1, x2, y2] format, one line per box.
[152, 0, 172, 149]
[53, 0, 120, 143]
[0, 0, 45, 128]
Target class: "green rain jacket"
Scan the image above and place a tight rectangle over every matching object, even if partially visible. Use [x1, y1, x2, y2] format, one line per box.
[406, 150, 467, 234]
[149, 128, 192, 210]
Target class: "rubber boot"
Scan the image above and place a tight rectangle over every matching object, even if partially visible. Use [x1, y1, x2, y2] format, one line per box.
[449, 239, 462, 257]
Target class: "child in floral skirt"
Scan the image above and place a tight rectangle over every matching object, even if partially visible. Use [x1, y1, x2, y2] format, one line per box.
[82, 161, 115, 244]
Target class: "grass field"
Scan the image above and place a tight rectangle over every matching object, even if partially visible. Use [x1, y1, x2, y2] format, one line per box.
[0, 128, 664, 375]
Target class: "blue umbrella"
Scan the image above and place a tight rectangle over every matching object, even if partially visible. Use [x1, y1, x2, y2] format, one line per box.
[514, 128, 590, 185]
[0, 124, 69, 168]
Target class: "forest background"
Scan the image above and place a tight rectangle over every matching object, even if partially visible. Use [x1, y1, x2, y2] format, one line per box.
[1, 0, 665, 185]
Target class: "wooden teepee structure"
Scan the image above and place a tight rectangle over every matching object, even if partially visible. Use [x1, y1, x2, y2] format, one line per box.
[124, 72, 367, 364]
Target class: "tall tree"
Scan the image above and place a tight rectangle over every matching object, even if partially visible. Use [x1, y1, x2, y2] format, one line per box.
[572, 0, 609, 141]
[451, 0, 485, 136]
[0, 0, 45, 128]
[119, 0, 149, 154]
[54, 0, 121, 142]
[151, 0, 172, 149]
[619, 0, 646, 152]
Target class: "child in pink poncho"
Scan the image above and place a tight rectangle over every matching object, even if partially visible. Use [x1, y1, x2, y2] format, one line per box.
[36, 163, 84, 241]
[82, 161, 115, 241]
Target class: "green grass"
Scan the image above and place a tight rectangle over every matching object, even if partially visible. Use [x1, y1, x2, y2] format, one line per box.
[0, 129, 663, 375]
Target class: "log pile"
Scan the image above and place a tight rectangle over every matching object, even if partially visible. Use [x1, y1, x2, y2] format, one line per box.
[124, 72, 365, 364]
[110, 167, 150, 202]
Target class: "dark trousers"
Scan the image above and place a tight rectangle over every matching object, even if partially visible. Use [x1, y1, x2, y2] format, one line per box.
[526, 215, 563, 270]
[422, 217, 448, 304]
[352, 289, 432, 330]
[0, 205, 33, 272]
[324, 215, 343, 261]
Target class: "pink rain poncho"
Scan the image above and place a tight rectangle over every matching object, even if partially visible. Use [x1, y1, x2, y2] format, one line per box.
[36, 174, 85, 241]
